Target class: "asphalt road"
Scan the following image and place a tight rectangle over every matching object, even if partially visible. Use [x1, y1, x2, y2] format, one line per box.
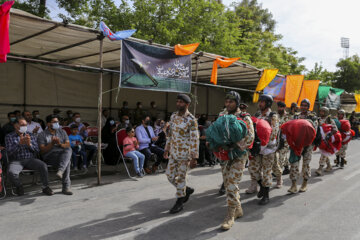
[2, 141, 360, 240]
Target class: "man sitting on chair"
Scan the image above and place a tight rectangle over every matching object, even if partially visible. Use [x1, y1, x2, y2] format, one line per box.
[38, 115, 73, 195]
[136, 115, 164, 174]
[6, 117, 53, 196]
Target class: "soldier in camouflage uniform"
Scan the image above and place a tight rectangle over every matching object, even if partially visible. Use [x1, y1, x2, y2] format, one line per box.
[336, 109, 349, 168]
[216, 91, 254, 230]
[250, 94, 279, 205]
[164, 94, 199, 214]
[315, 107, 338, 176]
[288, 99, 318, 193]
[272, 101, 290, 188]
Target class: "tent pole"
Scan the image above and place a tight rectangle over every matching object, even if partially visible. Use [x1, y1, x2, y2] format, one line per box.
[193, 55, 200, 116]
[23, 63, 27, 111]
[97, 36, 104, 185]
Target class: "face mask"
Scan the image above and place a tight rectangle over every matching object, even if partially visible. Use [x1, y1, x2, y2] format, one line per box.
[10, 117, 16, 122]
[75, 117, 81, 123]
[160, 123, 165, 128]
[35, 114, 40, 119]
[139, 105, 142, 109]
[19, 126, 27, 134]
[52, 122, 60, 130]
[125, 120, 130, 124]
[153, 105, 157, 108]
[144, 120, 150, 125]
[109, 120, 115, 126]
[68, 114, 73, 118]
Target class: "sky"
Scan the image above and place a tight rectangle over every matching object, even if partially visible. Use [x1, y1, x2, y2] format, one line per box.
[47, 0, 360, 72]
[224, 0, 359, 72]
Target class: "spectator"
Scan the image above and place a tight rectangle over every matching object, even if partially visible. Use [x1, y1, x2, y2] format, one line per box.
[6, 117, 53, 196]
[134, 102, 146, 125]
[14, 110, 21, 119]
[32, 110, 46, 130]
[69, 124, 87, 172]
[149, 101, 158, 124]
[63, 110, 73, 126]
[290, 102, 298, 116]
[123, 127, 145, 177]
[118, 101, 131, 121]
[135, 115, 164, 174]
[154, 120, 168, 149]
[53, 108, 64, 125]
[100, 109, 109, 128]
[2, 112, 16, 137]
[38, 115, 73, 195]
[69, 112, 96, 164]
[197, 115, 214, 166]
[153, 119, 162, 136]
[22, 111, 43, 135]
[119, 115, 131, 129]
[102, 117, 119, 165]
[350, 111, 359, 139]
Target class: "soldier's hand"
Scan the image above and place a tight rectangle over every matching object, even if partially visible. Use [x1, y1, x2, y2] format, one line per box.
[163, 150, 169, 159]
[189, 159, 197, 169]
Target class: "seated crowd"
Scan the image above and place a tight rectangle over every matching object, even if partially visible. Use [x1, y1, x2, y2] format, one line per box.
[0, 101, 215, 196]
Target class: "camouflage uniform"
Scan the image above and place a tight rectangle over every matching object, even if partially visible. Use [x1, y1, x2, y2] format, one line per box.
[336, 117, 349, 161]
[290, 111, 318, 181]
[273, 112, 290, 176]
[250, 109, 279, 188]
[218, 108, 255, 207]
[318, 116, 338, 169]
[165, 110, 199, 198]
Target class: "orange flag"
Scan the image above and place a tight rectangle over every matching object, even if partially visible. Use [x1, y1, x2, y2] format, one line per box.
[174, 43, 200, 56]
[210, 58, 240, 85]
[284, 75, 304, 108]
[297, 80, 320, 111]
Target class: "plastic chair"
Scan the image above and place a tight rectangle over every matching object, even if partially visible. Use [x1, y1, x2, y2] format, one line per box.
[115, 129, 138, 180]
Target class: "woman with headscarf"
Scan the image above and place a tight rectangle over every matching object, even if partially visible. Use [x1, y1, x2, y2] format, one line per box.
[102, 117, 119, 165]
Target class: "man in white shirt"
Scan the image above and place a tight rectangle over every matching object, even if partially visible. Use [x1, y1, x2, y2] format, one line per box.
[22, 111, 43, 135]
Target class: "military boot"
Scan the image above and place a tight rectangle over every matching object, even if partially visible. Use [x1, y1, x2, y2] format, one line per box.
[221, 207, 236, 230]
[288, 180, 297, 194]
[334, 155, 340, 167]
[282, 165, 290, 175]
[324, 163, 332, 172]
[259, 187, 270, 205]
[299, 180, 308, 192]
[276, 176, 283, 189]
[340, 158, 345, 169]
[183, 186, 194, 203]
[315, 165, 323, 176]
[257, 180, 264, 198]
[169, 197, 185, 214]
[245, 179, 258, 194]
[234, 205, 243, 219]
[219, 182, 226, 196]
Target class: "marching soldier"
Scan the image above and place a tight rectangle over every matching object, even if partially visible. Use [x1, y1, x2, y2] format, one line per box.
[216, 91, 254, 230]
[336, 109, 350, 168]
[164, 94, 199, 214]
[289, 99, 318, 193]
[315, 107, 338, 176]
[251, 94, 279, 205]
[272, 101, 290, 188]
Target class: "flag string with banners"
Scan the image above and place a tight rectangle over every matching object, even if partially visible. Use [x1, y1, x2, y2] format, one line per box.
[253, 69, 278, 103]
[175, 43, 199, 56]
[263, 76, 286, 102]
[284, 75, 304, 108]
[297, 80, 320, 111]
[210, 57, 240, 85]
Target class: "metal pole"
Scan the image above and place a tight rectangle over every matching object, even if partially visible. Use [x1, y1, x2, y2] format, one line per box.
[97, 37, 104, 185]
[23, 63, 27, 111]
[193, 55, 200, 116]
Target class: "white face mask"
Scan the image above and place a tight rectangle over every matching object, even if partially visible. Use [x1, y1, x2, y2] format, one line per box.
[125, 120, 130, 124]
[75, 117, 81, 123]
[35, 114, 40, 119]
[52, 122, 60, 130]
[19, 126, 27, 134]
[109, 120, 115, 126]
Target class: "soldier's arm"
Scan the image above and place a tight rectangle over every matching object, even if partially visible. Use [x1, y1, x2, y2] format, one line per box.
[243, 116, 255, 148]
[164, 117, 173, 152]
[189, 119, 200, 159]
[270, 114, 280, 142]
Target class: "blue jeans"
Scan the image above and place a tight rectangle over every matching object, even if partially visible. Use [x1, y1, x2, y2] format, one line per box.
[125, 151, 145, 174]
[71, 146, 87, 168]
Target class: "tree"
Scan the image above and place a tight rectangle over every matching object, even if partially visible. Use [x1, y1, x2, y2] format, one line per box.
[332, 55, 360, 92]
[305, 62, 335, 85]
[1, 0, 49, 18]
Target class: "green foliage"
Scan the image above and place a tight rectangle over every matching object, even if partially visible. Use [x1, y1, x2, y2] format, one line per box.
[305, 62, 335, 86]
[1, 0, 49, 18]
[332, 55, 360, 92]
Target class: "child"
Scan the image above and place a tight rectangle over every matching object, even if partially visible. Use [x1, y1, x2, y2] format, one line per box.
[123, 127, 145, 177]
[69, 124, 87, 172]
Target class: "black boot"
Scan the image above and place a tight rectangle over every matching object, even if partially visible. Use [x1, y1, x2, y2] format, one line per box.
[340, 158, 345, 169]
[335, 156, 340, 167]
[183, 186, 194, 203]
[169, 197, 185, 214]
[219, 183, 226, 196]
[282, 166, 290, 175]
[257, 180, 264, 198]
[259, 187, 270, 205]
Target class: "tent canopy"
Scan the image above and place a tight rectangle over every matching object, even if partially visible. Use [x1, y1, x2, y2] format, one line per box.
[8, 8, 262, 89]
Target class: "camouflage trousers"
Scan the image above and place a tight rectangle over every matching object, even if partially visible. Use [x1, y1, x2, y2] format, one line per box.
[319, 154, 330, 167]
[272, 152, 283, 178]
[290, 146, 312, 181]
[278, 147, 289, 168]
[336, 144, 348, 159]
[221, 153, 246, 207]
[166, 158, 189, 198]
[249, 153, 275, 187]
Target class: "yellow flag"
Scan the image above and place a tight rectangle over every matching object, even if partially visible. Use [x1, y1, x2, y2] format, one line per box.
[253, 69, 278, 103]
[355, 94, 360, 113]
